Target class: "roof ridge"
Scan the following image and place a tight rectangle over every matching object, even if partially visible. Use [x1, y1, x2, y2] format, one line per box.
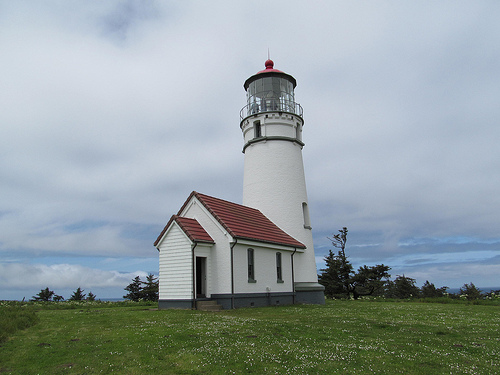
[160, 191, 305, 249]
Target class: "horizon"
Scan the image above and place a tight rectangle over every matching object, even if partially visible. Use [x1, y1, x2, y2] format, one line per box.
[5, 286, 500, 302]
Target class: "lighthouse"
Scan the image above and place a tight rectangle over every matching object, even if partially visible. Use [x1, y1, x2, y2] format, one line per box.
[240, 59, 324, 304]
[155, 59, 324, 310]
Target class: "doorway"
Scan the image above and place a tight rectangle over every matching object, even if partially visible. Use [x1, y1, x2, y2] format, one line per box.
[195, 257, 207, 298]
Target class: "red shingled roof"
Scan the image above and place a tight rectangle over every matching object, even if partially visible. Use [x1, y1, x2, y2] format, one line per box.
[155, 192, 305, 249]
[154, 215, 214, 247]
[182, 191, 305, 248]
[174, 216, 214, 243]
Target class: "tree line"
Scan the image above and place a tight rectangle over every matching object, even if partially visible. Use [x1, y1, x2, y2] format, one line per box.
[30, 273, 159, 303]
[31, 287, 96, 302]
[318, 227, 498, 301]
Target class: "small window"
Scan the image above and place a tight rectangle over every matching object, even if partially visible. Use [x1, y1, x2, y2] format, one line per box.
[276, 252, 283, 282]
[302, 202, 311, 229]
[254, 121, 261, 138]
[247, 248, 256, 282]
[296, 123, 302, 141]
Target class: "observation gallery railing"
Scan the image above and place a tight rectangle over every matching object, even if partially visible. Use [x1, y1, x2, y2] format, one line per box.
[240, 99, 303, 121]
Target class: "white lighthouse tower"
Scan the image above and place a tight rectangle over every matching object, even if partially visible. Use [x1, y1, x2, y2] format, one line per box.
[240, 59, 324, 304]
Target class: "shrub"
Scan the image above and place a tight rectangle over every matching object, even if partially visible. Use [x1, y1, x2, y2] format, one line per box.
[459, 282, 483, 300]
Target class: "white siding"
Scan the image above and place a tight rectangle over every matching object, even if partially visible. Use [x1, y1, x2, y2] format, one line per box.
[158, 224, 193, 300]
[181, 199, 232, 294]
[233, 243, 293, 294]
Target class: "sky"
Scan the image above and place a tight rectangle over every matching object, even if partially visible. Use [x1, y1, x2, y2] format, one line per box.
[1, 1, 499, 300]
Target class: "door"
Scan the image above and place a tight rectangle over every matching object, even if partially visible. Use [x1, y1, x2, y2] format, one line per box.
[195, 257, 206, 298]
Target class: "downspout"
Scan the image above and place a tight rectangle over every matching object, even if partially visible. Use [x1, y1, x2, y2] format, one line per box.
[156, 247, 160, 306]
[291, 248, 297, 304]
[191, 242, 198, 310]
[230, 239, 238, 309]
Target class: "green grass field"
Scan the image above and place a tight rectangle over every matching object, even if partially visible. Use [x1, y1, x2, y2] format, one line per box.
[1, 300, 499, 374]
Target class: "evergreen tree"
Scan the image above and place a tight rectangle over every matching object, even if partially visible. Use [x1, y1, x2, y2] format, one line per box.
[318, 249, 353, 298]
[69, 287, 86, 301]
[31, 287, 55, 301]
[142, 273, 159, 301]
[318, 228, 354, 298]
[351, 264, 391, 299]
[385, 275, 420, 299]
[123, 276, 144, 301]
[420, 280, 448, 298]
[86, 292, 97, 301]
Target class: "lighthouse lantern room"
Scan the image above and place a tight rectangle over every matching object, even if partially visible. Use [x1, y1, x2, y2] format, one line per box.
[241, 59, 302, 120]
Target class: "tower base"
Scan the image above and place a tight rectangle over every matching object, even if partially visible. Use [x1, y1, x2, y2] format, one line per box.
[294, 282, 326, 305]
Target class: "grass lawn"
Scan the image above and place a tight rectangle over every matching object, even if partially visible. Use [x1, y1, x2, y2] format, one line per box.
[0, 300, 499, 374]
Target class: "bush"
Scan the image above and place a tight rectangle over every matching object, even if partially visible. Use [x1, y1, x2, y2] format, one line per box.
[459, 282, 482, 300]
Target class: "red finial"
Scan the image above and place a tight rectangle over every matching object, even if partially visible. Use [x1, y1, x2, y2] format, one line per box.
[265, 59, 274, 70]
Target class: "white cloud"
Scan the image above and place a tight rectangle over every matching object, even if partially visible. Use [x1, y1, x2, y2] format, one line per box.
[0, 263, 135, 289]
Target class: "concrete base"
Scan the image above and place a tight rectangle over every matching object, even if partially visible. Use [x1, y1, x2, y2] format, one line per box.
[294, 282, 326, 305]
[211, 292, 294, 310]
[159, 284, 325, 310]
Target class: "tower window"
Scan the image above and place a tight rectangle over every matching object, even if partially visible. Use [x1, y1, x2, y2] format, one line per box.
[302, 202, 311, 229]
[247, 248, 256, 282]
[276, 252, 283, 282]
[296, 123, 302, 141]
[254, 121, 261, 138]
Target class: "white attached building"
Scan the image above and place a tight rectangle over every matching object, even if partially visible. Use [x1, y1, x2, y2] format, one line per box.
[155, 60, 324, 309]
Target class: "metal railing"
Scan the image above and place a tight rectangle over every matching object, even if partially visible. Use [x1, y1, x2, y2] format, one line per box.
[240, 99, 303, 121]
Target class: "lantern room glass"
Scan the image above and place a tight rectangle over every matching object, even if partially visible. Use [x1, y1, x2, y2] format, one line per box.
[246, 76, 296, 115]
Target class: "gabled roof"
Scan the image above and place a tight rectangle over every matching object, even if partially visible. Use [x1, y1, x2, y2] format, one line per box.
[176, 191, 306, 249]
[154, 215, 214, 247]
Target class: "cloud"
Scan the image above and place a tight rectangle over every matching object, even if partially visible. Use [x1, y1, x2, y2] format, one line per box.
[99, 0, 164, 42]
[0, 1, 499, 297]
[0, 263, 136, 289]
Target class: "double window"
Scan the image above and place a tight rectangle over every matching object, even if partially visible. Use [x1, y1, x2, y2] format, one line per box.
[247, 249, 284, 284]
